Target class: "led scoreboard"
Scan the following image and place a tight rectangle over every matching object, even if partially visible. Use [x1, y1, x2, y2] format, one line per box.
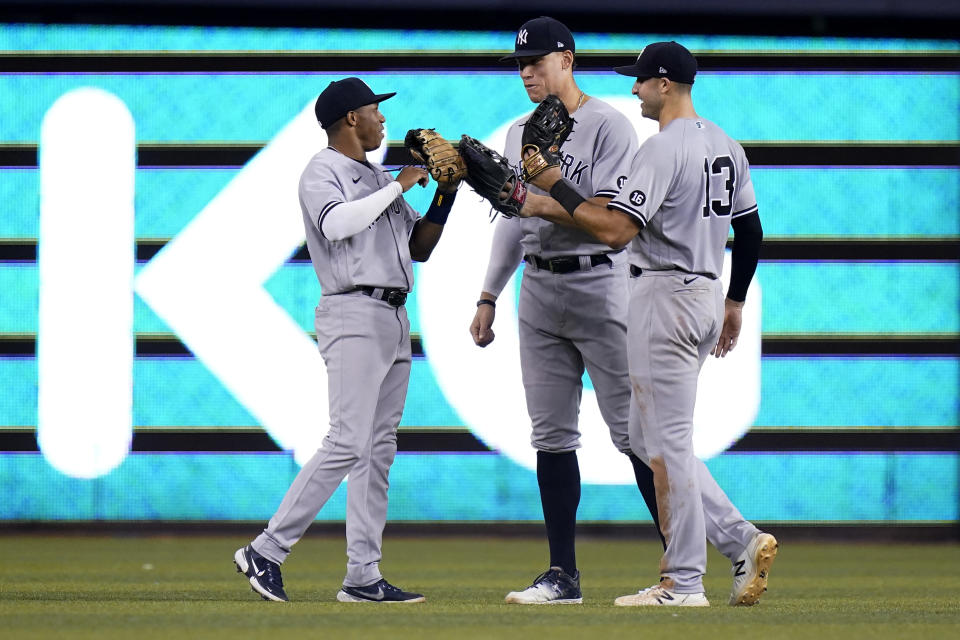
[0, 24, 957, 523]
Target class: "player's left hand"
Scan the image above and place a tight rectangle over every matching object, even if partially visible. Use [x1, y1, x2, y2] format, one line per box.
[521, 151, 562, 191]
[712, 298, 744, 358]
[520, 94, 573, 183]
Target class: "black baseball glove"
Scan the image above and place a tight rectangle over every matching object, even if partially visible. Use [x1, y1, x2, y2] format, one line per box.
[458, 135, 527, 218]
[520, 94, 574, 182]
[404, 128, 467, 193]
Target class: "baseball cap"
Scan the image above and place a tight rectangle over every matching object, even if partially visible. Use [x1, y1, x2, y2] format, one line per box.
[613, 41, 698, 85]
[499, 16, 575, 61]
[314, 77, 396, 129]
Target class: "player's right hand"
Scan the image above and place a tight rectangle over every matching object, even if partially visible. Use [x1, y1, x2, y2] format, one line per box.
[470, 304, 496, 347]
[397, 166, 429, 192]
[712, 298, 744, 358]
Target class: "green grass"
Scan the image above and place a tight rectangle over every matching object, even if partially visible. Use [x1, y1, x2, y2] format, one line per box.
[1, 534, 958, 639]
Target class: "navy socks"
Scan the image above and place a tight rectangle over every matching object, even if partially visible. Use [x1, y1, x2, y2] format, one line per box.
[536, 450, 581, 577]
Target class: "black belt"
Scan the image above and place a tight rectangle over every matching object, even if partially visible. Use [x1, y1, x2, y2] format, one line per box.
[524, 253, 613, 274]
[357, 286, 407, 307]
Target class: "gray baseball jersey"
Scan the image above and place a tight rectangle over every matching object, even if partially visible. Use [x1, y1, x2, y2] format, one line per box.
[615, 117, 761, 594]
[609, 118, 757, 278]
[505, 98, 638, 258]
[251, 146, 418, 588]
[494, 97, 638, 454]
[300, 147, 418, 292]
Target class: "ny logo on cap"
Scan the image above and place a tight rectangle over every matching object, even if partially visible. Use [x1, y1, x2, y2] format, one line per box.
[557, 41, 565, 47]
[517, 29, 528, 45]
[659, 66, 668, 73]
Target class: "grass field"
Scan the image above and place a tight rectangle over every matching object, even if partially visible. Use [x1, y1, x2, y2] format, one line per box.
[1, 534, 958, 639]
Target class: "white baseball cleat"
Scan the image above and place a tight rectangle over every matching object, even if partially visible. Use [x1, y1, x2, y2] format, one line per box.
[729, 532, 779, 606]
[505, 567, 583, 604]
[614, 584, 709, 607]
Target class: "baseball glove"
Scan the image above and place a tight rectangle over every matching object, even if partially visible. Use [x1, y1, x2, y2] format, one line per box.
[458, 135, 527, 218]
[405, 128, 467, 192]
[520, 94, 574, 182]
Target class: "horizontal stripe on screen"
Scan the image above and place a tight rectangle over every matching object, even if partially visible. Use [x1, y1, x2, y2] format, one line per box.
[0, 451, 954, 521]
[0, 355, 956, 427]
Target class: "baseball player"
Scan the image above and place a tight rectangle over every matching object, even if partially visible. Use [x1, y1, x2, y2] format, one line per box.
[469, 16, 664, 604]
[234, 77, 458, 603]
[519, 41, 776, 607]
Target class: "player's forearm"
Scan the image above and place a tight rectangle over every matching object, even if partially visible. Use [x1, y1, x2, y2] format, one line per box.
[521, 194, 612, 231]
[409, 188, 457, 262]
[727, 211, 763, 302]
[521, 193, 574, 226]
[525, 176, 639, 249]
[319, 182, 403, 241]
[481, 217, 525, 297]
[409, 219, 444, 262]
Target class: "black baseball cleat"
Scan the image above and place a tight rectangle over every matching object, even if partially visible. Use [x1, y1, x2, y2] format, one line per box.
[234, 545, 288, 602]
[336, 578, 425, 603]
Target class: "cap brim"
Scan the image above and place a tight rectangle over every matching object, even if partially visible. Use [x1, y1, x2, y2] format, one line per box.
[370, 91, 397, 104]
[499, 49, 555, 61]
[613, 64, 643, 77]
[350, 91, 398, 112]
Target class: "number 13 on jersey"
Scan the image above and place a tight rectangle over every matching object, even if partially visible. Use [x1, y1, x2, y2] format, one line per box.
[702, 155, 735, 218]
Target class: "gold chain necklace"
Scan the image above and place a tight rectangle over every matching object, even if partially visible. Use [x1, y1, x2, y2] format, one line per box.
[576, 91, 585, 111]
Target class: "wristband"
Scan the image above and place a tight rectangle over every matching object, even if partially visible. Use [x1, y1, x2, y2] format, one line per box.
[476, 299, 496, 308]
[424, 188, 456, 225]
[549, 180, 586, 217]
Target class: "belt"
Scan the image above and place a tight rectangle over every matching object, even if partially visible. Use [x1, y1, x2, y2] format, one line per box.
[524, 253, 613, 274]
[357, 286, 407, 307]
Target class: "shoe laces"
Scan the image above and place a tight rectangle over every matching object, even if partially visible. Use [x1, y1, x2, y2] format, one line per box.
[531, 568, 560, 587]
[378, 579, 402, 594]
[533, 567, 577, 590]
[260, 558, 284, 588]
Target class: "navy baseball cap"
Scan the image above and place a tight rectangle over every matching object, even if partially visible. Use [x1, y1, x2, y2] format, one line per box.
[613, 41, 698, 85]
[314, 77, 396, 129]
[500, 16, 575, 61]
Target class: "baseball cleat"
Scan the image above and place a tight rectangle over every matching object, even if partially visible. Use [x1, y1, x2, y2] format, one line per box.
[614, 584, 709, 607]
[505, 567, 583, 604]
[337, 578, 425, 603]
[729, 532, 779, 606]
[234, 545, 288, 602]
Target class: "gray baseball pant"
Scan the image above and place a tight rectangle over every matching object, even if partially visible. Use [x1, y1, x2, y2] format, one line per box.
[252, 292, 411, 588]
[626, 270, 758, 593]
[518, 252, 632, 453]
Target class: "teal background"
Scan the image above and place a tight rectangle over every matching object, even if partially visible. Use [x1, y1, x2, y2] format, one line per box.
[3, 167, 959, 239]
[1, 452, 955, 522]
[1, 261, 957, 335]
[1, 73, 957, 143]
[0, 355, 957, 430]
[0, 24, 957, 523]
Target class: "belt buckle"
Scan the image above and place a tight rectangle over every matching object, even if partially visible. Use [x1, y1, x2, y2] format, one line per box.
[385, 290, 406, 307]
[548, 256, 574, 273]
